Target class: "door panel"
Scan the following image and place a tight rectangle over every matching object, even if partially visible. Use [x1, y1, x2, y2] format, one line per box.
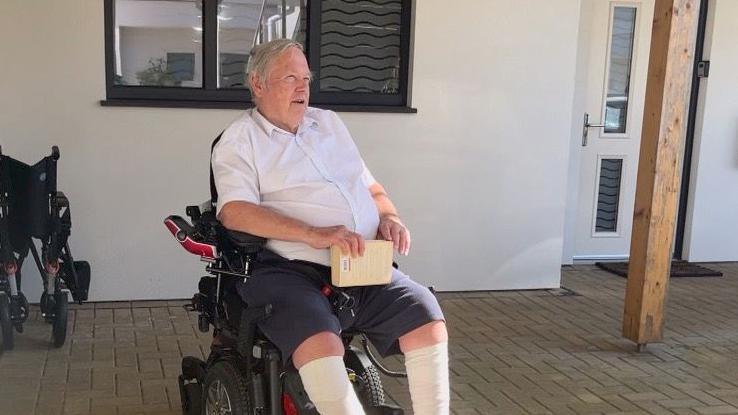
[573, 0, 654, 260]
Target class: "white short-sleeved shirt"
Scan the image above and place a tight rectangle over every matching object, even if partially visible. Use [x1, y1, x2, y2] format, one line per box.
[212, 107, 379, 266]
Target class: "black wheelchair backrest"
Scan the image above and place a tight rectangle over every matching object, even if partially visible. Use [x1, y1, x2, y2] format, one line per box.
[209, 132, 224, 207]
[0, 147, 61, 248]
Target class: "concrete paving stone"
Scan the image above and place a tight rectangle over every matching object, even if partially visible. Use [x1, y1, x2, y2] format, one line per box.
[659, 398, 712, 408]
[36, 404, 65, 415]
[3, 399, 37, 414]
[141, 383, 168, 405]
[115, 373, 142, 398]
[61, 397, 90, 415]
[695, 406, 738, 415]
[671, 410, 702, 415]
[88, 405, 118, 415]
[91, 396, 143, 407]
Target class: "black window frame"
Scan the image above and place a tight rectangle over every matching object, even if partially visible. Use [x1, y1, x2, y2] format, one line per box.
[101, 0, 415, 112]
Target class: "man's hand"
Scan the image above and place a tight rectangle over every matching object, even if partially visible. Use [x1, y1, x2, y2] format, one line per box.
[306, 225, 365, 258]
[377, 214, 411, 255]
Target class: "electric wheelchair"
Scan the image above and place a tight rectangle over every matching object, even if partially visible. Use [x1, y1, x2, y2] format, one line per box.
[0, 146, 91, 350]
[165, 133, 406, 415]
[165, 201, 407, 415]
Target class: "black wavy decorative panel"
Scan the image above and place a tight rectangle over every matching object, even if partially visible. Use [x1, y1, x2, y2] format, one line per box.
[595, 158, 624, 232]
[319, 0, 402, 93]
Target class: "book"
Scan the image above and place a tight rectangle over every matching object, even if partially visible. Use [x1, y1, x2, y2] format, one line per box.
[330, 240, 394, 287]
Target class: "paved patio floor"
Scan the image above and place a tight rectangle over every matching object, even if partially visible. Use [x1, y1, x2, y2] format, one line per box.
[2, 263, 738, 415]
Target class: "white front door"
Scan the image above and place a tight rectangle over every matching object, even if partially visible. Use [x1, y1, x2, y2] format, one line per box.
[573, 0, 654, 261]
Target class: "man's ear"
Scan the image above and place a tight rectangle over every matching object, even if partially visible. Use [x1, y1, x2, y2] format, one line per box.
[250, 73, 265, 98]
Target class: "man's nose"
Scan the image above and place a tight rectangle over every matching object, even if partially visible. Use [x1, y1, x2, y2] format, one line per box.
[296, 79, 309, 90]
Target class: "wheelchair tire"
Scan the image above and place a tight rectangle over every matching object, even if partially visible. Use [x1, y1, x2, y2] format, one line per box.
[0, 293, 14, 351]
[52, 292, 68, 348]
[353, 365, 386, 408]
[13, 292, 30, 332]
[202, 360, 251, 415]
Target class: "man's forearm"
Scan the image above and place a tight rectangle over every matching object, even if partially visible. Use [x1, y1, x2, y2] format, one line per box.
[218, 200, 367, 255]
[369, 182, 400, 219]
[218, 200, 312, 243]
[369, 182, 411, 254]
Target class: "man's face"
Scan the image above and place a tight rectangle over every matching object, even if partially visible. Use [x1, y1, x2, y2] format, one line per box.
[252, 47, 311, 134]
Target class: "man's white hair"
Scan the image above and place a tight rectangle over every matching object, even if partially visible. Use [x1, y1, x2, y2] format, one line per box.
[246, 39, 305, 91]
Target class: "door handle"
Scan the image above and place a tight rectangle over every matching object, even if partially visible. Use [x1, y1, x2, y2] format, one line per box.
[582, 112, 606, 146]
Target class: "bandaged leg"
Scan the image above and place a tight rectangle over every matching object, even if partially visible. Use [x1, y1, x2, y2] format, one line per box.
[405, 342, 450, 415]
[298, 355, 366, 415]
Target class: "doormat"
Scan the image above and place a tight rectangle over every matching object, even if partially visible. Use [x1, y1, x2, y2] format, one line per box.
[595, 261, 723, 278]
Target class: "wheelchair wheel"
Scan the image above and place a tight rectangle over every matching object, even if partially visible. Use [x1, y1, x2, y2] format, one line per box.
[52, 292, 68, 348]
[12, 292, 29, 333]
[0, 293, 14, 351]
[352, 365, 386, 408]
[202, 361, 251, 415]
[40, 292, 55, 322]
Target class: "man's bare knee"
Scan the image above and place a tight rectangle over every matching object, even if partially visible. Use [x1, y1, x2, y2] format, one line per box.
[399, 320, 448, 353]
[292, 331, 344, 369]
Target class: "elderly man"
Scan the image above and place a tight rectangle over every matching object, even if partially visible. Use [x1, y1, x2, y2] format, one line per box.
[212, 39, 449, 415]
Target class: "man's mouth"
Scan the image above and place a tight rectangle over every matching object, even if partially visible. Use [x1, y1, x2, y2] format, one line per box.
[291, 99, 306, 105]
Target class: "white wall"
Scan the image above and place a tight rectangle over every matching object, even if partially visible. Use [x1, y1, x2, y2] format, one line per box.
[683, 0, 738, 262]
[562, 0, 593, 265]
[0, 0, 580, 301]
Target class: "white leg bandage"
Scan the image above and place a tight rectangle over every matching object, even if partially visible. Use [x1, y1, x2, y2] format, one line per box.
[405, 342, 450, 415]
[298, 355, 366, 415]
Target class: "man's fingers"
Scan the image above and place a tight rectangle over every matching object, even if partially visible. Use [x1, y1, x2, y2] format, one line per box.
[357, 234, 366, 256]
[351, 235, 361, 258]
[380, 222, 392, 240]
[353, 233, 364, 257]
[405, 228, 412, 255]
[339, 240, 350, 256]
[340, 230, 360, 258]
[399, 228, 409, 256]
[390, 224, 401, 250]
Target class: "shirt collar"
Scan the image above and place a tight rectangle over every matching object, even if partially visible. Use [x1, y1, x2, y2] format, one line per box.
[251, 108, 319, 137]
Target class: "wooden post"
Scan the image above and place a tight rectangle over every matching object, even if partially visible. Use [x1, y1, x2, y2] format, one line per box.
[623, 0, 701, 347]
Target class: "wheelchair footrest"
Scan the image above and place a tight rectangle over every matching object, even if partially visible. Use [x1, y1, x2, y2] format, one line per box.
[61, 260, 91, 303]
[182, 356, 206, 381]
[178, 374, 202, 415]
[179, 357, 206, 415]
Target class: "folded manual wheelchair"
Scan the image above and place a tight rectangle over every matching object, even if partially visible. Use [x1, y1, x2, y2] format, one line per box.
[163, 134, 405, 415]
[0, 146, 91, 350]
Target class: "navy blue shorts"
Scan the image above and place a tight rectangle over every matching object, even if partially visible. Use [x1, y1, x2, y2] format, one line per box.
[236, 253, 444, 361]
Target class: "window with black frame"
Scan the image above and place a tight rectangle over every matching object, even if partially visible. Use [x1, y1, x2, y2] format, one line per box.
[102, 0, 413, 112]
